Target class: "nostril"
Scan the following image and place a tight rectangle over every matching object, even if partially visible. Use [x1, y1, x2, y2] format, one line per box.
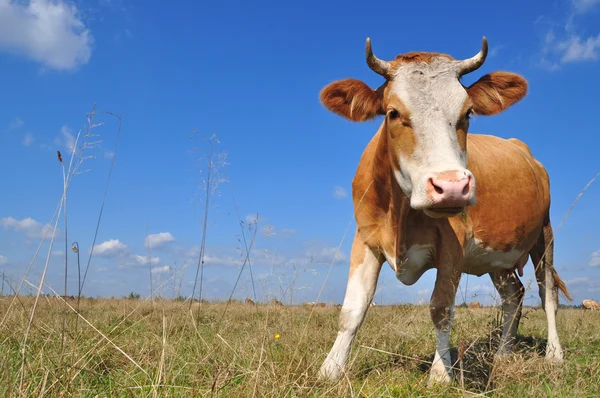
[462, 179, 470, 196]
[429, 178, 444, 195]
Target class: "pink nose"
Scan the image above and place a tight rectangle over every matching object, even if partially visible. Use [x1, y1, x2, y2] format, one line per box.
[426, 171, 473, 208]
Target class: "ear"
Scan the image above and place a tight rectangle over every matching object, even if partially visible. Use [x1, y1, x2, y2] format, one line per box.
[320, 78, 385, 122]
[466, 72, 528, 116]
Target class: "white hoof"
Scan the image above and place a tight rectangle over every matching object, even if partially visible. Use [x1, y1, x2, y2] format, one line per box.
[318, 359, 343, 382]
[428, 362, 453, 385]
[545, 343, 564, 362]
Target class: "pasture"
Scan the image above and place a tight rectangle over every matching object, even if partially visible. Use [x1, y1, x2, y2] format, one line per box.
[1, 296, 599, 397]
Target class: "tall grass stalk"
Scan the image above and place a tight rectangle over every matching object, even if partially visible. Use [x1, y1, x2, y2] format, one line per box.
[188, 132, 228, 309]
[146, 221, 154, 304]
[18, 106, 104, 391]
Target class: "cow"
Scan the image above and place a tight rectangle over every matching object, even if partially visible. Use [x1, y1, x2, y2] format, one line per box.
[468, 301, 482, 309]
[245, 298, 255, 305]
[317, 36, 572, 385]
[582, 299, 600, 310]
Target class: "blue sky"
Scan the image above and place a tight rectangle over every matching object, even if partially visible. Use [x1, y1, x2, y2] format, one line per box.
[1, 0, 599, 306]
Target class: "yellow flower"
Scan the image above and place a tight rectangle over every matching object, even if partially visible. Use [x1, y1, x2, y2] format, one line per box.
[274, 333, 281, 339]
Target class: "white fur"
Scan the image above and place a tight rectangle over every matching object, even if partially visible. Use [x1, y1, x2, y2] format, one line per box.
[389, 58, 475, 209]
[465, 238, 524, 276]
[543, 267, 563, 360]
[429, 307, 454, 384]
[387, 244, 435, 286]
[319, 247, 382, 381]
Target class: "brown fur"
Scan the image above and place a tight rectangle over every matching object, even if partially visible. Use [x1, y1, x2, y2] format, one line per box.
[553, 271, 572, 301]
[582, 299, 600, 310]
[392, 52, 454, 66]
[468, 301, 482, 309]
[320, 42, 570, 383]
[467, 72, 528, 116]
[320, 44, 570, 329]
[386, 95, 416, 157]
[320, 79, 384, 122]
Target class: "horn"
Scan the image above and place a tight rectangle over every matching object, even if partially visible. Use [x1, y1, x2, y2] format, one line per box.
[366, 37, 391, 78]
[457, 36, 488, 76]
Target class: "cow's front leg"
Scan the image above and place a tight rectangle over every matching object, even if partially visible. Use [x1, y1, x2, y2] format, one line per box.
[428, 265, 461, 385]
[318, 234, 383, 381]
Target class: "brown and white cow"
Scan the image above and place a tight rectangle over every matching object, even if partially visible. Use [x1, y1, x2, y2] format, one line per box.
[582, 299, 600, 310]
[317, 37, 572, 385]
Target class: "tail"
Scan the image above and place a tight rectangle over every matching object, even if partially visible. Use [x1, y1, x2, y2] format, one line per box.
[530, 212, 573, 304]
[552, 269, 573, 302]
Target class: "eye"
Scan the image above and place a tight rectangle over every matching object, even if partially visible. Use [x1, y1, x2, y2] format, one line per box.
[388, 109, 401, 120]
[465, 107, 473, 120]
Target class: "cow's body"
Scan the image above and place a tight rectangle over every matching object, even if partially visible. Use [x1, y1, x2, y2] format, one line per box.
[355, 131, 552, 278]
[582, 299, 600, 310]
[317, 37, 572, 385]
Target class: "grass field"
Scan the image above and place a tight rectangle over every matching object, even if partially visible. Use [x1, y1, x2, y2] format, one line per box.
[1, 296, 599, 397]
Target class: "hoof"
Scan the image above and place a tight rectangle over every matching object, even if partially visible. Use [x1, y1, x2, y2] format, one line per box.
[428, 362, 453, 386]
[545, 344, 564, 362]
[318, 360, 343, 382]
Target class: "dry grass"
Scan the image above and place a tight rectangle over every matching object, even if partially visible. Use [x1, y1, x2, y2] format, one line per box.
[1, 297, 599, 397]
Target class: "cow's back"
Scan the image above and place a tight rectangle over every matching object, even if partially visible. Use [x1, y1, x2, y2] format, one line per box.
[465, 134, 550, 251]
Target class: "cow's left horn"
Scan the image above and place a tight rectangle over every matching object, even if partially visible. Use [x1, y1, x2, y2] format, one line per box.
[457, 36, 488, 76]
[366, 37, 391, 78]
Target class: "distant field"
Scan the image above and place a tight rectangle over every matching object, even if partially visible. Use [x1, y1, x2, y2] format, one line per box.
[1, 297, 599, 397]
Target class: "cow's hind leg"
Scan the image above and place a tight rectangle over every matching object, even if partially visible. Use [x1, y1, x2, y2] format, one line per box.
[318, 234, 384, 381]
[529, 217, 572, 361]
[489, 269, 524, 355]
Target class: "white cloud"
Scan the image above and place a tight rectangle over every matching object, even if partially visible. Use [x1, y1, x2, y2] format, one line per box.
[489, 44, 505, 58]
[333, 186, 348, 199]
[145, 232, 175, 248]
[8, 116, 24, 130]
[558, 33, 600, 62]
[590, 250, 600, 267]
[93, 239, 127, 257]
[0, 216, 54, 239]
[538, 0, 600, 68]
[133, 254, 161, 266]
[22, 133, 35, 147]
[0, 0, 93, 70]
[566, 277, 590, 285]
[54, 125, 75, 154]
[0, 255, 7, 265]
[153, 265, 171, 274]
[287, 242, 348, 266]
[572, 0, 600, 14]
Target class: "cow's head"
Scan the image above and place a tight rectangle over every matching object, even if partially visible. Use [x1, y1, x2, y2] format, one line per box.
[320, 37, 528, 218]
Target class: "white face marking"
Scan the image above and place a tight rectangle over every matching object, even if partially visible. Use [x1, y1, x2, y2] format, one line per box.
[389, 58, 472, 209]
[465, 238, 524, 276]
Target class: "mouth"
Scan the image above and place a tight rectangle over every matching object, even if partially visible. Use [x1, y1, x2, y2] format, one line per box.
[423, 207, 465, 218]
